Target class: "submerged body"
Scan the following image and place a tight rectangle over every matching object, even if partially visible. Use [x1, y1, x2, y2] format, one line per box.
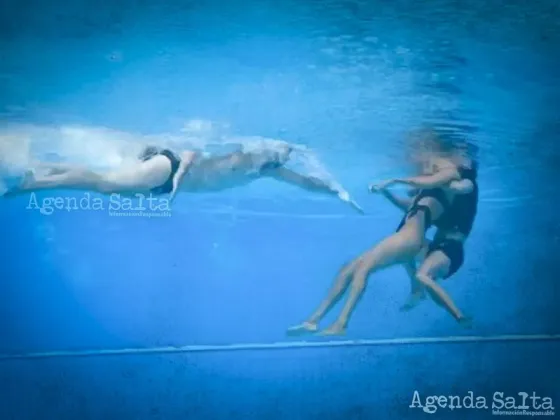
[179, 147, 291, 192]
[287, 152, 475, 336]
[179, 152, 262, 192]
[4, 145, 363, 213]
[401, 164, 479, 324]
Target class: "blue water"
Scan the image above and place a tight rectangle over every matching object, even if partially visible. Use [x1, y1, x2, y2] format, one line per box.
[1, 0, 559, 418]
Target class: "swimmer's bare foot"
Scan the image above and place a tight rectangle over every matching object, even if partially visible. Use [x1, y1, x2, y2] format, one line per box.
[2, 187, 19, 198]
[3, 170, 34, 197]
[286, 321, 318, 336]
[318, 322, 346, 336]
[400, 291, 427, 312]
[458, 316, 473, 329]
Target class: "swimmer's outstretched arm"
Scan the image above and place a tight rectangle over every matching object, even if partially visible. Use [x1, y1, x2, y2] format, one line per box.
[373, 168, 461, 190]
[265, 167, 336, 194]
[266, 167, 364, 214]
[405, 179, 472, 196]
[396, 168, 462, 188]
[398, 179, 473, 199]
[169, 151, 197, 202]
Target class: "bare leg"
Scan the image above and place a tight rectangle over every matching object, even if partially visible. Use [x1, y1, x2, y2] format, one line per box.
[267, 167, 364, 214]
[399, 261, 427, 311]
[400, 240, 431, 311]
[287, 257, 361, 336]
[4, 168, 109, 197]
[4, 157, 170, 197]
[415, 250, 471, 328]
[321, 228, 425, 335]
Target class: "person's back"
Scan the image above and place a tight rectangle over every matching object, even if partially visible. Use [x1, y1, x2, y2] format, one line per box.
[178, 151, 270, 192]
[179, 144, 295, 192]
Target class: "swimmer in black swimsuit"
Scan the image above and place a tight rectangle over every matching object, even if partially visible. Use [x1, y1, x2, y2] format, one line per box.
[5, 143, 364, 213]
[400, 162, 479, 328]
[4, 146, 196, 200]
[287, 152, 466, 336]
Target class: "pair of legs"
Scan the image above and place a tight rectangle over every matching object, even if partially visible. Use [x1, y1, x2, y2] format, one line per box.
[401, 247, 471, 327]
[287, 214, 427, 336]
[4, 156, 172, 197]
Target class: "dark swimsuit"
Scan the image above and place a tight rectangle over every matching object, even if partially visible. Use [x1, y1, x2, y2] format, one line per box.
[425, 166, 479, 278]
[426, 237, 464, 278]
[395, 188, 451, 233]
[141, 149, 181, 195]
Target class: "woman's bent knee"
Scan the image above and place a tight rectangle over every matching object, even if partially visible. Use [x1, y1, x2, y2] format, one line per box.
[415, 273, 435, 286]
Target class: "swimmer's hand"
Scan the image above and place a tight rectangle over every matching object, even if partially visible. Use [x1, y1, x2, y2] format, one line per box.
[169, 151, 197, 203]
[368, 179, 395, 193]
[337, 190, 365, 214]
[349, 200, 365, 214]
[392, 169, 461, 189]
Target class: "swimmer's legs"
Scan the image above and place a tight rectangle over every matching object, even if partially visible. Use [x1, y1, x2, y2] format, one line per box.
[415, 250, 471, 328]
[320, 229, 424, 336]
[4, 168, 107, 196]
[399, 261, 427, 311]
[287, 257, 361, 336]
[400, 240, 431, 311]
[266, 166, 334, 194]
[4, 157, 170, 197]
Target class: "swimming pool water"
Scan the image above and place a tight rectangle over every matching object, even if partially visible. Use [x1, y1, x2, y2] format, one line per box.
[0, 0, 559, 418]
